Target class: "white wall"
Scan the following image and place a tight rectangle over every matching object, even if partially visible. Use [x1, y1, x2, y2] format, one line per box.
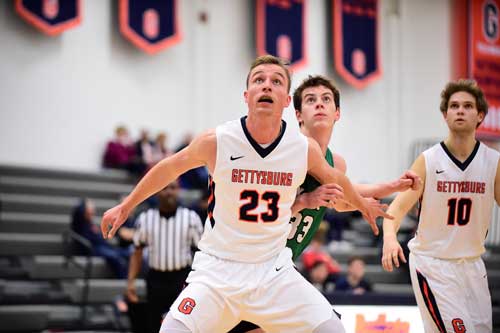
[0, 0, 452, 182]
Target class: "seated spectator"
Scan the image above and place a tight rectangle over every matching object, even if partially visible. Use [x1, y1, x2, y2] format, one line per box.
[301, 223, 342, 277]
[151, 132, 171, 165]
[103, 125, 136, 171]
[134, 129, 154, 171]
[175, 133, 209, 192]
[335, 256, 373, 294]
[71, 198, 129, 278]
[306, 260, 337, 294]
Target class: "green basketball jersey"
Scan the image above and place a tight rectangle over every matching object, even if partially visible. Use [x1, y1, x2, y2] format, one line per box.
[287, 148, 334, 260]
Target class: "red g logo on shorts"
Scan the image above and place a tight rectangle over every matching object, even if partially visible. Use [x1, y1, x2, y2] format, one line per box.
[178, 297, 196, 315]
[452, 318, 466, 333]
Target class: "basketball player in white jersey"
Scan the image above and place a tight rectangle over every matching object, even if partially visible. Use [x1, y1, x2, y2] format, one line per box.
[381, 79, 499, 333]
[101, 55, 391, 333]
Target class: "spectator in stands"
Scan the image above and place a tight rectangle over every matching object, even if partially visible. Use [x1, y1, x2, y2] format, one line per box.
[126, 179, 204, 333]
[335, 256, 373, 294]
[134, 129, 154, 172]
[71, 199, 129, 278]
[301, 223, 342, 277]
[103, 126, 136, 172]
[151, 132, 171, 165]
[306, 260, 338, 294]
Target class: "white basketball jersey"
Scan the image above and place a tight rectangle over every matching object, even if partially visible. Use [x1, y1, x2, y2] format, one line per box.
[408, 141, 499, 259]
[197, 117, 308, 263]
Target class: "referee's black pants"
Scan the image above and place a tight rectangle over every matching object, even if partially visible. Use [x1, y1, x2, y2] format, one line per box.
[146, 267, 190, 333]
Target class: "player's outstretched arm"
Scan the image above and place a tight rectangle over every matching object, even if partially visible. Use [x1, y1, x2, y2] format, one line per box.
[355, 170, 422, 199]
[306, 138, 392, 235]
[101, 130, 216, 239]
[382, 154, 426, 272]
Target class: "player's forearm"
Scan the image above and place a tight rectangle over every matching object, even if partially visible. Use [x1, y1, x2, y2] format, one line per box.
[122, 158, 178, 212]
[331, 199, 356, 212]
[334, 172, 367, 213]
[127, 248, 143, 284]
[355, 183, 393, 199]
[382, 202, 406, 241]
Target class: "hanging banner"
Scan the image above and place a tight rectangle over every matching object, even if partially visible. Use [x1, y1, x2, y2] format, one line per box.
[256, 0, 308, 71]
[332, 0, 381, 89]
[119, 0, 181, 55]
[469, 0, 500, 139]
[15, 0, 82, 36]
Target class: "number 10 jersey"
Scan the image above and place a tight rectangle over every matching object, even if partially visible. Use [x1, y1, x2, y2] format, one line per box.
[408, 141, 499, 259]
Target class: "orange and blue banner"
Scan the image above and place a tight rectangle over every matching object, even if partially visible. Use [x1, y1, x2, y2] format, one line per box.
[119, 0, 181, 55]
[468, 0, 500, 139]
[256, 0, 308, 71]
[332, 0, 381, 89]
[15, 0, 82, 36]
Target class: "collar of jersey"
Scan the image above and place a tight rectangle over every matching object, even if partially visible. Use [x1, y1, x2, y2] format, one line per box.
[240, 116, 287, 158]
[440, 140, 480, 171]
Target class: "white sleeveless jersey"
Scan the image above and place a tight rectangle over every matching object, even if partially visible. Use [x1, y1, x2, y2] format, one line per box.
[197, 117, 308, 263]
[408, 141, 499, 259]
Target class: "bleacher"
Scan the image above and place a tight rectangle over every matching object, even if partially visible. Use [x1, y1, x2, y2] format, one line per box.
[0, 164, 499, 332]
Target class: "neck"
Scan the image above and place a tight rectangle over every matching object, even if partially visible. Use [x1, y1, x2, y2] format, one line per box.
[159, 204, 176, 215]
[301, 126, 333, 155]
[444, 132, 477, 161]
[246, 113, 282, 144]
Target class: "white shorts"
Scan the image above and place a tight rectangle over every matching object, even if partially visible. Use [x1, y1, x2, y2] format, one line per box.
[409, 252, 492, 333]
[163, 247, 336, 333]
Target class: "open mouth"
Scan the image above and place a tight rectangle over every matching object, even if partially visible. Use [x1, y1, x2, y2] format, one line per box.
[258, 96, 274, 104]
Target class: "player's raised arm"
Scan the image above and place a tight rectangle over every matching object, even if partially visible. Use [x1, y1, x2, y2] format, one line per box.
[306, 137, 392, 235]
[381, 154, 426, 272]
[354, 170, 422, 199]
[101, 129, 216, 239]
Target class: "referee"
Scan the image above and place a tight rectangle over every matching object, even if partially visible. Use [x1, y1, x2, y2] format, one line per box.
[126, 180, 204, 333]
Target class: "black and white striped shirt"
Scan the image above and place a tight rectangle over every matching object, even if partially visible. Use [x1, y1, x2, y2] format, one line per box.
[133, 207, 204, 271]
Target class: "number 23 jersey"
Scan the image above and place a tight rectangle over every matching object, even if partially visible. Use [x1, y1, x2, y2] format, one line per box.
[408, 141, 499, 259]
[197, 117, 308, 263]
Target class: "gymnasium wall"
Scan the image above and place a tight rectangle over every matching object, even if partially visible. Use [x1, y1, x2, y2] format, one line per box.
[0, 0, 451, 183]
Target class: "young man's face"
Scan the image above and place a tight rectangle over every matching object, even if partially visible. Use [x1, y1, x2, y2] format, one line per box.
[244, 64, 291, 117]
[443, 91, 485, 133]
[296, 85, 339, 131]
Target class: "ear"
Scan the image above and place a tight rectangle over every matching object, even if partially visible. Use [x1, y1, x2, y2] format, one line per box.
[284, 95, 291, 107]
[478, 111, 485, 124]
[244, 91, 249, 103]
[442, 111, 448, 121]
[334, 107, 341, 121]
[295, 109, 303, 125]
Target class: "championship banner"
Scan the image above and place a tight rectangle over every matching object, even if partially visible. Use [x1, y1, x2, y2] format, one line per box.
[15, 0, 82, 36]
[119, 0, 181, 55]
[469, 0, 500, 139]
[332, 0, 381, 89]
[256, 0, 308, 71]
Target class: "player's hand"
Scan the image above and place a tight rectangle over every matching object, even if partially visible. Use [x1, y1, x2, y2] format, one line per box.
[381, 237, 406, 272]
[126, 282, 139, 303]
[391, 170, 422, 192]
[361, 198, 393, 236]
[300, 183, 344, 209]
[101, 203, 130, 239]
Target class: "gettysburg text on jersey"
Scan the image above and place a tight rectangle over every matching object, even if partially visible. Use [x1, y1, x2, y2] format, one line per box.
[231, 169, 293, 186]
[437, 180, 486, 194]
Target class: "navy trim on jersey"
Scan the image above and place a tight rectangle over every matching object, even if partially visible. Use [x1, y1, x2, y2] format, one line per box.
[240, 116, 287, 158]
[440, 140, 480, 171]
[416, 270, 447, 333]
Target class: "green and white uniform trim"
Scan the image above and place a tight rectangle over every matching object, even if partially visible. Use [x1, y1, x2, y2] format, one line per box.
[287, 148, 334, 260]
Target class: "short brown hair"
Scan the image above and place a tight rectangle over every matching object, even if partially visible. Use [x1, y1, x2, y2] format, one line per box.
[440, 79, 489, 127]
[246, 55, 291, 92]
[293, 75, 340, 112]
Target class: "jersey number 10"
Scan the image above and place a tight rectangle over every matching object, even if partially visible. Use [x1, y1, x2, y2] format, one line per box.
[447, 198, 472, 226]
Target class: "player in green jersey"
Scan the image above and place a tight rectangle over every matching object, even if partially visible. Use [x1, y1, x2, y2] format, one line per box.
[230, 75, 421, 333]
[287, 75, 420, 260]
